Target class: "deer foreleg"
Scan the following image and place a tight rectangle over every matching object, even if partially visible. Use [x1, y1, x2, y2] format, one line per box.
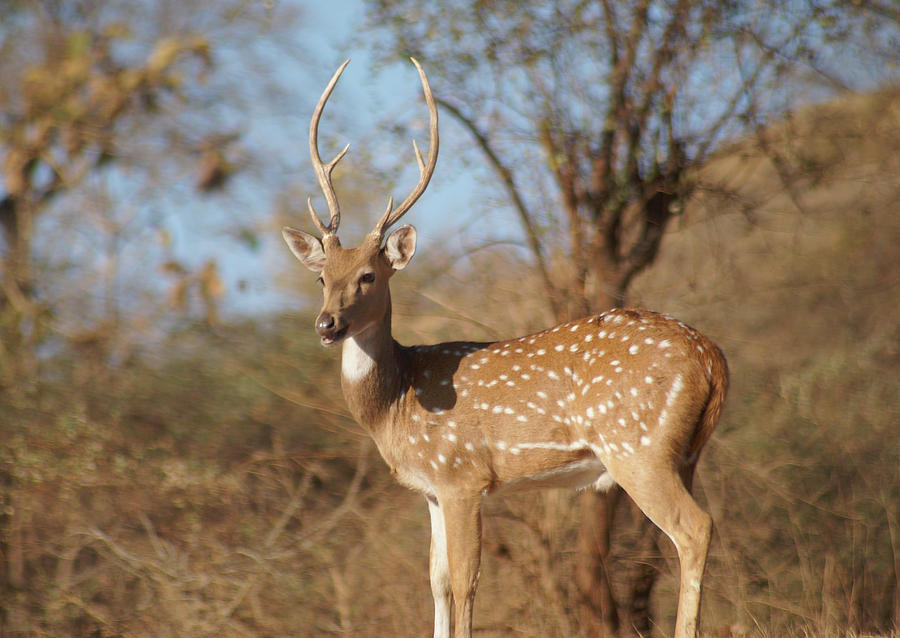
[441, 494, 482, 638]
[427, 496, 452, 638]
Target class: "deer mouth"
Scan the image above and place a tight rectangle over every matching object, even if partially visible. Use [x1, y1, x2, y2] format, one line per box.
[320, 324, 349, 347]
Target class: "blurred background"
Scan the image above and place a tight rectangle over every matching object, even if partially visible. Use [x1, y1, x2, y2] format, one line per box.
[1, 1, 898, 636]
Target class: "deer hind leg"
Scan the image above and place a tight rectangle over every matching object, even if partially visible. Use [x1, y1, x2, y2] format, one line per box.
[427, 496, 452, 638]
[613, 465, 712, 638]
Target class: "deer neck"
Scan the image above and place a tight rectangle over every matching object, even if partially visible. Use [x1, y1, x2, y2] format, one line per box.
[340, 299, 406, 428]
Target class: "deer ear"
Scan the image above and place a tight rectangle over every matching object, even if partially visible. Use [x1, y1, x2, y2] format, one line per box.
[384, 224, 417, 271]
[282, 227, 327, 272]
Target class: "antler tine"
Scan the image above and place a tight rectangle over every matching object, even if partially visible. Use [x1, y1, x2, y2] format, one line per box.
[309, 59, 351, 236]
[373, 57, 440, 237]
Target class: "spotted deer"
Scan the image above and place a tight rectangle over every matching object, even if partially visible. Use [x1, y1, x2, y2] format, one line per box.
[282, 59, 729, 638]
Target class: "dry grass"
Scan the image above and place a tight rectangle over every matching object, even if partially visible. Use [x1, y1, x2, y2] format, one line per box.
[3, 88, 900, 636]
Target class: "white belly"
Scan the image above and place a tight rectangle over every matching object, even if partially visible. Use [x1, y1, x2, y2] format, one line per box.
[493, 456, 614, 494]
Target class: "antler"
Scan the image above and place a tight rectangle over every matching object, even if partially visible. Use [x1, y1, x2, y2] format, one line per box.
[372, 57, 439, 238]
[308, 59, 351, 236]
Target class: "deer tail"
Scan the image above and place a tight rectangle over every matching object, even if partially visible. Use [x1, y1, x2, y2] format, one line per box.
[682, 342, 729, 490]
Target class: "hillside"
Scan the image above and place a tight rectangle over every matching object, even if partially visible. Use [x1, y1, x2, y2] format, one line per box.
[636, 85, 900, 365]
[632, 85, 900, 634]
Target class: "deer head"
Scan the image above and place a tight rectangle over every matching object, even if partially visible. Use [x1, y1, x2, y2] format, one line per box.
[282, 58, 438, 347]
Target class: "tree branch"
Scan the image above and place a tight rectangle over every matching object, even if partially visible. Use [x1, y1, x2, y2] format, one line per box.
[436, 96, 562, 319]
[591, 0, 650, 229]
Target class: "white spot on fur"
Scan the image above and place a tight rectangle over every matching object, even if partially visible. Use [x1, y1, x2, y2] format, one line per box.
[658, 373, 684, 431]
[515, 440, 590, 452]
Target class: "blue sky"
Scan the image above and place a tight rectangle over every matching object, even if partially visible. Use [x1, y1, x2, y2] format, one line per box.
[161, 0, 507, 318]
[201, 0, 519, 313]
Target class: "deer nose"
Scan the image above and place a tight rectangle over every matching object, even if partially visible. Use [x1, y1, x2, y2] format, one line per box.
[316, 312, 335, 335]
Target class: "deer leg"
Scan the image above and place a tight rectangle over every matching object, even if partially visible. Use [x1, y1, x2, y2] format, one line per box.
[441, 494, 482, 638]
[614, 467, 712, 638]
[427, 496, 452, 638]
[669, 496, 711, 638]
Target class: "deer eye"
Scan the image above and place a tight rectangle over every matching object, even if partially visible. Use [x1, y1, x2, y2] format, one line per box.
[359, 272, 376, 285]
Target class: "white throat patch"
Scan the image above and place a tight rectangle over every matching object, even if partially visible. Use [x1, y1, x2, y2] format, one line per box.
[342, 335, 376, 383]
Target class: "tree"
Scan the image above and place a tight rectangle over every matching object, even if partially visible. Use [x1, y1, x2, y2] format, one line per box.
[364, 0, 900, 634]
[0, 5, 210, 388]
[0, 2, 302, 631]
[0, 0, 302, 390]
